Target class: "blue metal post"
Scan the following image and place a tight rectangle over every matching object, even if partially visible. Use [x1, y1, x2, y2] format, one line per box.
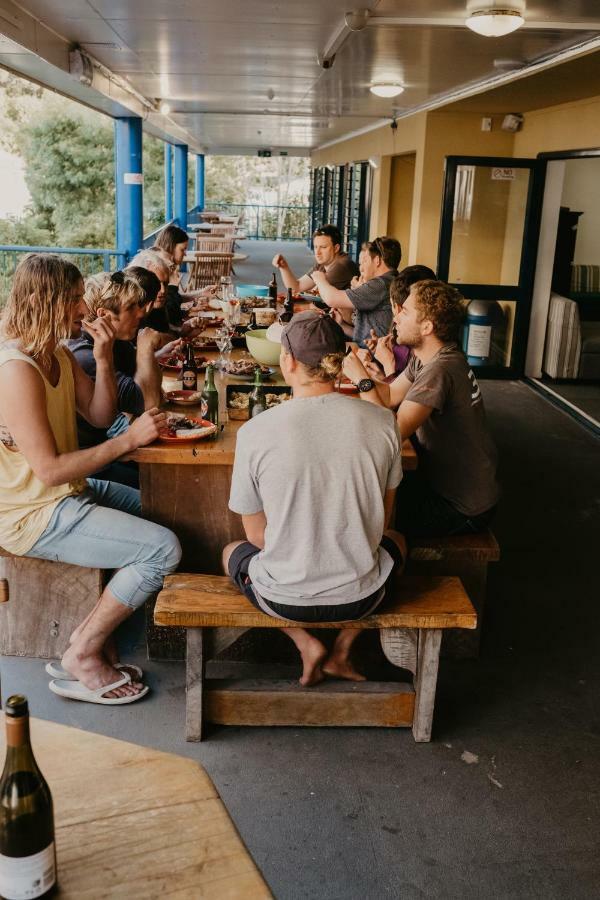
[174, 144, 188, 230]
[194, 153, 205, 211]
[164, 144, 173, 222]
[114, 117, 143, 261]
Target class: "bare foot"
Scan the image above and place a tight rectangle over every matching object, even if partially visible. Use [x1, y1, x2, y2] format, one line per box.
[61, 646, 144, 699]
[299, 637, 328, 687]
[322, 656, 366, 682]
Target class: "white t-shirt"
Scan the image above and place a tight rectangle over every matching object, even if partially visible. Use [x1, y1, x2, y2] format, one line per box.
[229, 392, 403, 606]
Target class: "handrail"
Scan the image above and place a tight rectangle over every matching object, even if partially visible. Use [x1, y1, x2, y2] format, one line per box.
[0, 245, 127, 303]
[189, 201, 310, 241]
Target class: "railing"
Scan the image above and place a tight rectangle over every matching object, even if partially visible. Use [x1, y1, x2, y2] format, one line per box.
[190, 202, 310, 241]
[0, 245, 127, 304]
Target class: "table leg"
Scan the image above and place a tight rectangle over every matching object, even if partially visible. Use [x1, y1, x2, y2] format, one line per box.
[412, 629, 442, 743]
[186, 628, 205, 742]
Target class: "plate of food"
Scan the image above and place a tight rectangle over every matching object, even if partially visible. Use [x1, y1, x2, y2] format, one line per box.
[158, 414, 217, 442]
[240, 296, 270, 310]
[227, 387, 291, 419]
[158, 353, 184, 373]
[192, 337, 219, 351]
[164, 390, 206, 407]
[222, 359, 275, 379]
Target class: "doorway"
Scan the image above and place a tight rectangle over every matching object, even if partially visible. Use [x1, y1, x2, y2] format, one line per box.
[526, 151, 600, 429]
[387, 154, 416, 263]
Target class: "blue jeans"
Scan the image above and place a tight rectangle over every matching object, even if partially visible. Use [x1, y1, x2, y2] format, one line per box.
[25, 480, 181, 610]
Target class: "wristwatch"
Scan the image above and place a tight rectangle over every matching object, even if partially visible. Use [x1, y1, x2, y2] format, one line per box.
[356, 378, 375, 393]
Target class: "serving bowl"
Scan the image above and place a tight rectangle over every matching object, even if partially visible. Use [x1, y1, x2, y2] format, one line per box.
[245, 328, 282, 366]
[236, 283, 269, 298]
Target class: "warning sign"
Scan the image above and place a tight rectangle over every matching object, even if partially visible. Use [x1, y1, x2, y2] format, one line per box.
[491, 167, 515, 181]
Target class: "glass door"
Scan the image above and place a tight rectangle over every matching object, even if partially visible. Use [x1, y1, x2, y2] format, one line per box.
[437, 156, 546, 377]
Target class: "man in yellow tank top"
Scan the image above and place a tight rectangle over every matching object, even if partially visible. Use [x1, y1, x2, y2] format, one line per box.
[0, 254, 182, 705]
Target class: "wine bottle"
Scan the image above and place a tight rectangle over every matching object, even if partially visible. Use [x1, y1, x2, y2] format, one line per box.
[268, 273, 278, 309]
[201, 364, 219, 437]
[0, 695, 57, 899]
[280, 288, 294, 324]
[246, 311, 258, 332]
[248, 367, 267, 418]
[181, 344, 198, 392]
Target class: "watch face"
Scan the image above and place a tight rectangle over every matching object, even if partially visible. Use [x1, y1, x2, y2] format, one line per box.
[358, 378, 375, 393]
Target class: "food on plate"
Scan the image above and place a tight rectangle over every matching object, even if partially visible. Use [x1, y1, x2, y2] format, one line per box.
[228, 391, 290, 410]
[162, 413, 214, 438]
[240, 296, 269, 310]
[223, 359, 272, 377]
[160, 354, 183, 368]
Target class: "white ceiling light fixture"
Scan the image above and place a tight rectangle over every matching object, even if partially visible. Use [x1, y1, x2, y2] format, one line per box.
[370, 82, 404, 98]
[465, 7, 524, 37]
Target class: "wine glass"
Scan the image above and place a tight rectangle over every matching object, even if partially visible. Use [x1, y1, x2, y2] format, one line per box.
[215, 327, 231, 370]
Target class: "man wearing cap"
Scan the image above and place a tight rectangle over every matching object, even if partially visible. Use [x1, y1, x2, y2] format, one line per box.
[223, 311, 406, 687]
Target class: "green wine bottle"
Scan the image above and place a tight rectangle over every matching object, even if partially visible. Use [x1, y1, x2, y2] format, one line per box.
[0, 695, 57, 899]
[248, 367, 267, 418]
[201, 364, 219, 438]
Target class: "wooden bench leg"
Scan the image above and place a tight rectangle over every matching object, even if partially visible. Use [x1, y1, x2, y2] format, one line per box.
[412, 629, 442, 743]
[186, 628, 205, 742]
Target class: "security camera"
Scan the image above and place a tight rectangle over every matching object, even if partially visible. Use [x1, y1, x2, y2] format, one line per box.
[390, 118, 398, 132]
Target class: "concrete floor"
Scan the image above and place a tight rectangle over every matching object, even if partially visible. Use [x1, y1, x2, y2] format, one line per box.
[2, 243, 600, 899]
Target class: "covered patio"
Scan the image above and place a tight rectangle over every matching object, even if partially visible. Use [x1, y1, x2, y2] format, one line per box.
[1, 242, 599, 898]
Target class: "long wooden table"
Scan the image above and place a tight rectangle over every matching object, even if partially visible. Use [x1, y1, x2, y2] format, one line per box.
[0, 717, 271, 898]
[129, 348, 416, 658]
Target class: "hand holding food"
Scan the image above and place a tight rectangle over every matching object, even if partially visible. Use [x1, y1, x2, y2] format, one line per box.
[137, 327, 168, 354]
[127, 408, 166, 448]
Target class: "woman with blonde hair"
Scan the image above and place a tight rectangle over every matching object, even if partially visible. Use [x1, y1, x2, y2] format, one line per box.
[224, 311, 406, 687]
[0, 254, 181, 704]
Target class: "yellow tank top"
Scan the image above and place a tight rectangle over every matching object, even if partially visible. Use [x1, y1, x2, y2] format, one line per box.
[0, 343, 86, 555]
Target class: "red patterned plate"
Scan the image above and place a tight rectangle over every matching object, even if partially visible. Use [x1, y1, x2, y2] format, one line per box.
[157, 417, 217, 442]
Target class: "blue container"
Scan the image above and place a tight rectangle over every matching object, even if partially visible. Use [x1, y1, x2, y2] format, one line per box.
[236, 283, 269, 298]
[462, 299, 503, 366]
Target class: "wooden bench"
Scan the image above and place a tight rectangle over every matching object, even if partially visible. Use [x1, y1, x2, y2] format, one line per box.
[407, 530, 500, 658]
[0, 549, 103, 659]
[154, 573, 476, 744]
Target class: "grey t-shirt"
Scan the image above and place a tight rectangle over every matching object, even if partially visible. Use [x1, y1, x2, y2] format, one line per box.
[345, 269, 397, 347]
[404, 345, 499, 516]
[305, 252, 359, 290]
[229, 392, 403, 606]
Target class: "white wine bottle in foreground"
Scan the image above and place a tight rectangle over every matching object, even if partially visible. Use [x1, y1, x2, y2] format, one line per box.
[0, 695, 56, 899]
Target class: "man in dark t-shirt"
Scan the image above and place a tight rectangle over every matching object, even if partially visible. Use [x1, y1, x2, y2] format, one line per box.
[342, 279, 499, 536]
[273, 223, 359, 293]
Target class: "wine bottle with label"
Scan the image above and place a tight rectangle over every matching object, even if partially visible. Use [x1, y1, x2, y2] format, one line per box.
[181, 344, 198, 392]
[201, 364, 219, 438]
[0, 695, 57, 899]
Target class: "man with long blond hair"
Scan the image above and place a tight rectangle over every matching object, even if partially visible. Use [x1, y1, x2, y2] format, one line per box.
[0, 253, 181, 704]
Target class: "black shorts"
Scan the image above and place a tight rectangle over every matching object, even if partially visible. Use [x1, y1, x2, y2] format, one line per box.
[227, 535, 404, 624]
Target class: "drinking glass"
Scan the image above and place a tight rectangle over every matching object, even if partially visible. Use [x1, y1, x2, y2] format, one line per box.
[215, 327, 231, 369]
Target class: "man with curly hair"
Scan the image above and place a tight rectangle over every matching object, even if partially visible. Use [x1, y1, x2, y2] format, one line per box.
[342, 279, 499, 537]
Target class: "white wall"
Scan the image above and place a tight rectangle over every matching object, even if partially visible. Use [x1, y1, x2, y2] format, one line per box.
[561, 158, 600, 264]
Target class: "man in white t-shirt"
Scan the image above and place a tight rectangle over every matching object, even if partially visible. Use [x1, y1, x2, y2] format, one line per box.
[224, 311, 406, 687]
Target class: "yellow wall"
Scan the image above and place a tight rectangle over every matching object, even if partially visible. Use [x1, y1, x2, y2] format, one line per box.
[387, 154, 416, 261]
[513, 95, 600, 156]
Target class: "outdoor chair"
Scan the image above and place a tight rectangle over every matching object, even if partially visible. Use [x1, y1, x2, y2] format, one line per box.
[186, 252, 234, 290]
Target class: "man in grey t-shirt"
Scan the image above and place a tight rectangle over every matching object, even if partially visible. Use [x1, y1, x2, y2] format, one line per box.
[312, 236, 401, 347]
[343, 279, 499, 537]
[224, 311, 406, 687]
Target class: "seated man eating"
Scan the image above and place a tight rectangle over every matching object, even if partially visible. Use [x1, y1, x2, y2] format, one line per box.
[343, 279, 499, 537]
[312, 236, 401, 347]
[223, 311, 406, 687]
[273, 223, 359, 293]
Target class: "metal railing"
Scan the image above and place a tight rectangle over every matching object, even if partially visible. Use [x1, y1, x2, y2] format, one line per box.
[190, 202, 310, 241]
[0, 245, 127, 304]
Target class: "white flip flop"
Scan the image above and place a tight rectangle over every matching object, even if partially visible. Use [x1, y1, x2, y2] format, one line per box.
[48, 671, 149, 705]
[45, 661, 143, 682]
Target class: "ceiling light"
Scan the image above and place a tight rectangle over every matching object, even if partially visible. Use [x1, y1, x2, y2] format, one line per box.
[465, 8, 524, 37]
[370, 83, 404, 98]
[159, 100, 171, 114]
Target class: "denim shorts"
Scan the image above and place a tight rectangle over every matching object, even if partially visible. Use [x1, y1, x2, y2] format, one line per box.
[228, 534, 404, 623]
[25, 479, 181, 610]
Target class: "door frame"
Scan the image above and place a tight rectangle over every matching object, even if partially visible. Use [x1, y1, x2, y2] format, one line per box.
[437, 155, 546, 378]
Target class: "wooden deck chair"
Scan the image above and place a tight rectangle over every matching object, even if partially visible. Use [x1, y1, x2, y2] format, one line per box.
[194, 236, 235, 254]
[186, 253, 234, 290]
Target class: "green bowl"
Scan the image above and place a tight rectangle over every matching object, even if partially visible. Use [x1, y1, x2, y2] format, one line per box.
[245, 329, 281, 366]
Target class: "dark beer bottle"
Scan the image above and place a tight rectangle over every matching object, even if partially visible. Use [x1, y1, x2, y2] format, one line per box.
[248, 367, 267, 418]
[246, 311, 258, 332]
[268, 272, 278, 309]
[181, 343, 198, 392]
[0, 695, 57, 899]
[201, 364, 219, 436]
[280, 288, 294, 324]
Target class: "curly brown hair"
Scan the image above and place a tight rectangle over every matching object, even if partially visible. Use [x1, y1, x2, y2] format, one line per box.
[411, 280, 465, 343]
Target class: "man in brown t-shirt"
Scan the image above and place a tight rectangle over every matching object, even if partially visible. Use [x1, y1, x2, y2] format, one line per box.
[273, 224, 359, 294]
[342, 279, 499, 537]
